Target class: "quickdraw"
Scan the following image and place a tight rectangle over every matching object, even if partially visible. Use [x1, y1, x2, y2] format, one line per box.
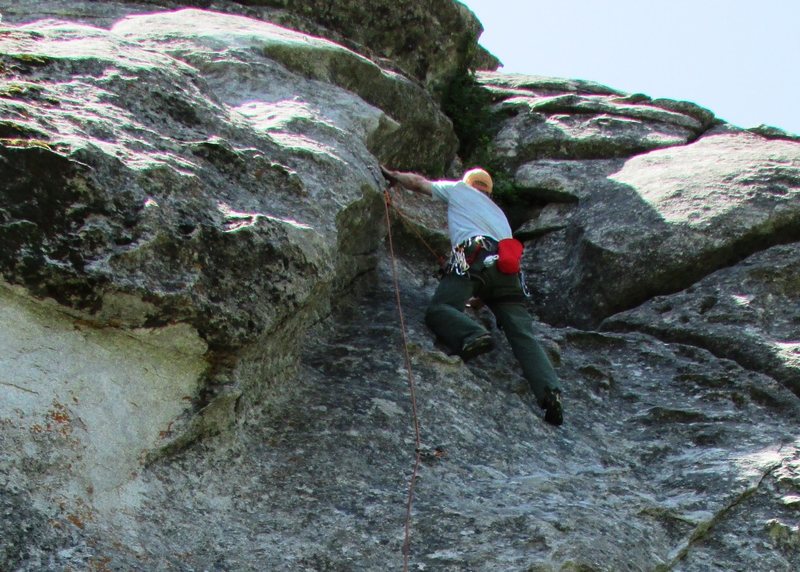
[446, 235, 496, 275]
[448, 247, 470, 275]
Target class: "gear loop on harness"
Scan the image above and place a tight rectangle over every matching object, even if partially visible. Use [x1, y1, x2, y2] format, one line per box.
[445, 235, 498, 275]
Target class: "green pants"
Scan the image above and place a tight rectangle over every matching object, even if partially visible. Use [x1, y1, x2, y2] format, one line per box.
[425, 261, 561, 403]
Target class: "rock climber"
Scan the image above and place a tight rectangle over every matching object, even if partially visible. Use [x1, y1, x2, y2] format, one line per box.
[381, 165, 564, 426]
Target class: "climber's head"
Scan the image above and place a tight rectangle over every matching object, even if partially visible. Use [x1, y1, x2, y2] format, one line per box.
[462, 168, 493, 195]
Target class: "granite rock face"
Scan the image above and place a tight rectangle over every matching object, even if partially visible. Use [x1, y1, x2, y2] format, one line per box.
[602, 243, 800, 396]
[0, 0, 500, 90]
[478, 72, 716, 165]
[227, 0, 501, 90]
[514, 128, 800, 328]
[1, 2, 799, 571]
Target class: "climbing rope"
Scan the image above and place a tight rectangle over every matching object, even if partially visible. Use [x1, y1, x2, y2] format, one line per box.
[384, 185, 446, 266]
[383, 188, 423, 571]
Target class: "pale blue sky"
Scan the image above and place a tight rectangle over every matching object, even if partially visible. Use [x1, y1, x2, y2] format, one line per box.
[461, 0, 800, 135]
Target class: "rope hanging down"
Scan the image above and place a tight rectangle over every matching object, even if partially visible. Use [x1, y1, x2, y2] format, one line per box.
[383, 189, 423, 571]
[384, 185, 446, 266]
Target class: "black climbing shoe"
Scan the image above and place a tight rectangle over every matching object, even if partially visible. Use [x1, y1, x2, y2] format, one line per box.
[540, 389, 563, 426]
[460, 333, 494, 361]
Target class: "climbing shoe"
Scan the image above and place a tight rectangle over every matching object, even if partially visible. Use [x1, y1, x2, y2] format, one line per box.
[540, 389, 563, 426]
[460, 333, 494, 361]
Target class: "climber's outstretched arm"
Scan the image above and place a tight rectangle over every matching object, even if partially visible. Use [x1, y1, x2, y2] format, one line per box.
[381, 165, 433, 197]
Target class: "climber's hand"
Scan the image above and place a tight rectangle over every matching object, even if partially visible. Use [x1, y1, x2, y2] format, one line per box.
[381, 165, 399, 185]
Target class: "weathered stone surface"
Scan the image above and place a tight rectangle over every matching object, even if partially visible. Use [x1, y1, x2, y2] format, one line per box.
[477, 71, 718, 169]
[1, 17, 332, 347]
[517, 127, 800, 329]
[229, 0, 500, 90]
[0, 0, 152, 27]
[0, 0, 500, 91]
[111, 8, 457, 172]
[0, 7, 454, 565]
[477, 72, 627, 97]
[0, 281, 206, 513]
[1, 2, 799, 571]
[8, 256, 795, 571]
[0, 7, 457, 348]
[601, 243, 800, 396]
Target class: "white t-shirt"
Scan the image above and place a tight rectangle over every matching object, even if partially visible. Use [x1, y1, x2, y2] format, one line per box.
[430, 180, 513, 247]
